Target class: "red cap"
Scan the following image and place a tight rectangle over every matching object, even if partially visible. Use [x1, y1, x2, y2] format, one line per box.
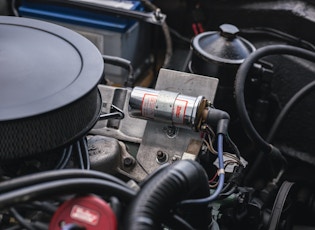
[49, 195, 117, 230]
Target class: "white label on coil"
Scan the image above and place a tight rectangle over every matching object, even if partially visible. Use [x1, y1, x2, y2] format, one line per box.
[172, 99, 188, 124]
[142, 94, 157, 119]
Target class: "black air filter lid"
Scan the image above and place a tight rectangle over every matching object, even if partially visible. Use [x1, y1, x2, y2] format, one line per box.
[0, 16, 103, 120]
[0, 16, 104, 159]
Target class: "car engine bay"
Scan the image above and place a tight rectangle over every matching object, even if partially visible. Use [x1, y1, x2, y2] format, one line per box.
[1, 0, 315, 229]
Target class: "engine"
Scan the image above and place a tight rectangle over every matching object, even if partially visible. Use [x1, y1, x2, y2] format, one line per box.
[1, 0, 315, 229]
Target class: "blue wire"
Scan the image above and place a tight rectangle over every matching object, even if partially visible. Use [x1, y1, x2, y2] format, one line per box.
[180, 134, 225, 206]
[61, 223, 85, 230]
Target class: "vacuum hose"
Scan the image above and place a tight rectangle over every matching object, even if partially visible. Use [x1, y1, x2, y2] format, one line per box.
[124, 160, 211, 229]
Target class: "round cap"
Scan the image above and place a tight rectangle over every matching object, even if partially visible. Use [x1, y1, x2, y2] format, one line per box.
[192, 24, 255, 64]
[219, 24, 240, 39]
[49, 195, 117, 230]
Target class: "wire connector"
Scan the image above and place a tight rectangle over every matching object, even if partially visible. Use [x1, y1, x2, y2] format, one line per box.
[217, 169, 225, 175]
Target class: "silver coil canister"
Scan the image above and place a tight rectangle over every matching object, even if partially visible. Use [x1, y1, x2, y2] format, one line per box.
[129, 87, 206, 130]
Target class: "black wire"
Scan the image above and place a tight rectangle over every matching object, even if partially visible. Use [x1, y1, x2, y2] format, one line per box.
[15, 201, 57, 214]
[0, 169, 129, 194]
[9, 208, 36, 230]
[169, 27, 191, 44]
[0, 178, 136, 210]
[76, 141, 84, 170]
[81, 138, 90, 170]
[240, 27, 315, 51]
[54, 148, 67, 169]
[225, 134, 241, 159]
[31, 222, 48, 230]
[219, 186, 237, 198]
[165, 214, 196, 230]
[235, 45, 315, 161]
[57, 145, 73, 169]
[34, 201, 57, 213]
[220, 182, 233, 194]
[267, 80, 315, 142]
[3, 226, 21, 230]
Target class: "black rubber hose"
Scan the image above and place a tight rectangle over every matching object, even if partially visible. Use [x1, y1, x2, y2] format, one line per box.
[102, 55, 135, 86]
[124, 160, 210, 230]
[267, 80, 315, 142]
[204, 107, 230, 135]
[140, 0, 173, 68]
[180, 134, 225, 206]
[0, 169, 129, 194]
[0, 178, 136, 209]
[235, 45, 315, 160]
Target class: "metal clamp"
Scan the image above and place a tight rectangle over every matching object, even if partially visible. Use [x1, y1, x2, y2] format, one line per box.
[100, 105, 124, 120]
[67, 0, 166, 25]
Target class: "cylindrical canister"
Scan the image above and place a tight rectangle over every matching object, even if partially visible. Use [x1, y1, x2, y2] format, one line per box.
[190, 24, 255, 118]
[129, 87, 205, 130]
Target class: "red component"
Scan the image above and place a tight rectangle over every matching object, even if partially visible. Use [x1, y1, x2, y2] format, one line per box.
[192, 23, 198, 35]
[192, 23, 205, 35]
[49, 195, 117, 230]
[197, 23, 204, 33]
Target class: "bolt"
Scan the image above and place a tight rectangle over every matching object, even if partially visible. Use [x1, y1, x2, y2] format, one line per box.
[123, 157, 134, 167]
[167, 129, 175, 135]
[171, 156, 178, 162]
[201, 124, 207, 131]
[237, 194, 245, 204]
[156, 150, 167, 163]
[154, 8, 163, 21]
[206, 100, 212, 107]
[165, 126, 178, 138]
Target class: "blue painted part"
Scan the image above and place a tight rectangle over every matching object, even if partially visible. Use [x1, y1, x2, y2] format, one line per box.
[19, 1, 143, 33]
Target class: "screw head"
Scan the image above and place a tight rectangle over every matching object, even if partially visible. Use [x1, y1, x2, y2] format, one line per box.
[123, 157, 134, 167]
[164, 126, 178, 138]
[156, 150, 167, 163]
[171, 156, 178, 162]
